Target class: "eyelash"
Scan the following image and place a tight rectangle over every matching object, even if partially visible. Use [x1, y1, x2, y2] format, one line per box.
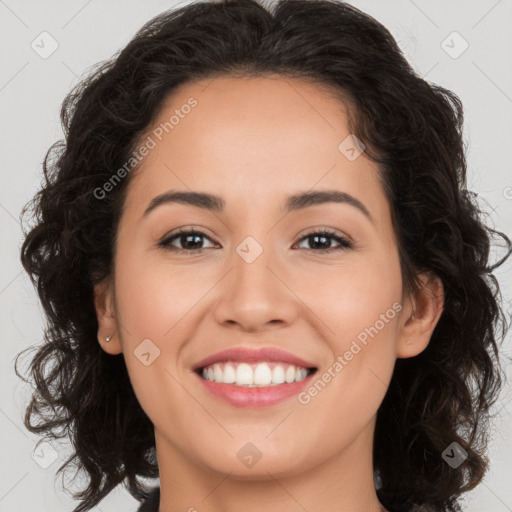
[157, 227, 353, 254]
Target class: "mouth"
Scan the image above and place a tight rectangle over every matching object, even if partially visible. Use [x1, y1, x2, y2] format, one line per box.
[193, 362, 318, 408]
[194, 362, 318, 387]
[190, 346, 319, 407]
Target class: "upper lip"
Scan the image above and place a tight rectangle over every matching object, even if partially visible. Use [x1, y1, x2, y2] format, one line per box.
[192, 347, 317, 371]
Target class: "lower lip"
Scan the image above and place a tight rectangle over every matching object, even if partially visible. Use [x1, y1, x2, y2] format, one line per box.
[193, 370, 317, 408]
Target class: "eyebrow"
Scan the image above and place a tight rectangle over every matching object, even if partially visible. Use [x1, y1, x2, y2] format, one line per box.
[143, 189, 374, 225]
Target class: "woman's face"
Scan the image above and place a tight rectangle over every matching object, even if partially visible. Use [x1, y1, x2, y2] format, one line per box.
[95, 74, 442, 480]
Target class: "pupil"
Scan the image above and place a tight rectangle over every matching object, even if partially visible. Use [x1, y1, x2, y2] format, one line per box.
[311, 235, 329, 249]
[183, 234, 202, 249]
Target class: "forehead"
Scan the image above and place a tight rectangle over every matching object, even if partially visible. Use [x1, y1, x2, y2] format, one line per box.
[123, 74, 388, 229]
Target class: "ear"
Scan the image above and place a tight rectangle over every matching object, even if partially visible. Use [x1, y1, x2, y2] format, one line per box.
[396, 272, 444, 358]
[94, 277, 123, 355]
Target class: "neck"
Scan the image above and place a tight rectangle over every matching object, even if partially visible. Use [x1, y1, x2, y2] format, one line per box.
[155, 416, 386, 512]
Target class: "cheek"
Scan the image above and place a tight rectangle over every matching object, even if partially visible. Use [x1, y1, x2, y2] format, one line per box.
[114, 247, 204, 339]
[306, 251, 401, 396]
[304, 250, 402, 341]
[293, 302, 398, 465]
[112, 248, 222, 413]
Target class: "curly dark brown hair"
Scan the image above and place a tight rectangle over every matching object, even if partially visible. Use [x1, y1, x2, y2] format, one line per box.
[15, 0, 511, 511]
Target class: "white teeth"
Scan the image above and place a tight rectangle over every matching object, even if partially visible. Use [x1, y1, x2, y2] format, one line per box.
[200, 361, 312, 386]
[271, 365, 285, 384]
[285, 365, 296, 383]
[253, 363, 272, 385]
[222, 363, 236, 383]
[213, 364, 224, 382]
[236, 363, 254, 385]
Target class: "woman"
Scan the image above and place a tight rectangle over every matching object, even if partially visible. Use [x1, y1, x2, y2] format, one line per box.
[15, 0, 511, 511]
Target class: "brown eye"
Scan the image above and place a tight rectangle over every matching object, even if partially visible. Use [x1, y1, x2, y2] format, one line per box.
[295, 229, 353, 252]
[158, 228, 353, 255]
[158, 228, 217, 254]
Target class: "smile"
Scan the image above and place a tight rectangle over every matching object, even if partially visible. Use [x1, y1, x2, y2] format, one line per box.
[197, 361, 316, 387]
[193, 363, 318, 408]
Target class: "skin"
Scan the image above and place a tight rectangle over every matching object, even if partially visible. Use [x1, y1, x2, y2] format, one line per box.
[94, 74, 444, 512]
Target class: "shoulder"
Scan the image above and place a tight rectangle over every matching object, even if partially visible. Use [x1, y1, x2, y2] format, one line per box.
[136, 486, 160, 512]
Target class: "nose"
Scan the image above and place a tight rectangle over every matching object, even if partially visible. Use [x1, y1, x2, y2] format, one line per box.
[213, 242, 299, 333]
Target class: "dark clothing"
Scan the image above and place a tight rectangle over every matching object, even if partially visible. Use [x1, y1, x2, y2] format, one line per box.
[136, 486, 430, 511]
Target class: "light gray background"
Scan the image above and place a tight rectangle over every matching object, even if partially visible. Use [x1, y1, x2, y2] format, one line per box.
[1, 0, 511, 511]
